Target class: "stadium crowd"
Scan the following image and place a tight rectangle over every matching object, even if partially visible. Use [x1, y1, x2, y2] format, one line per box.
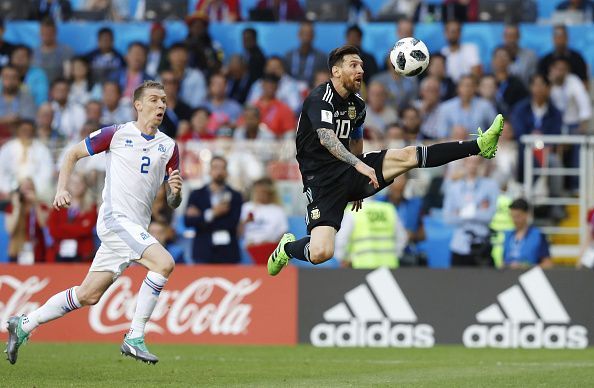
[1, 0, 593, 268]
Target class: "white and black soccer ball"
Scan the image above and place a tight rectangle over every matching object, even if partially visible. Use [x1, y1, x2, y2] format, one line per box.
[389, 37, 430, 77]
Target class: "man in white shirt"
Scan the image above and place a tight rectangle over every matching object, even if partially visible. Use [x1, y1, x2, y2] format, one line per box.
[549, 57, 592, 133]
[49, 78, 86, 142]
[6, 81, 182, 366]
[440, 20, 482, 83]
[166, 43, 206, 109]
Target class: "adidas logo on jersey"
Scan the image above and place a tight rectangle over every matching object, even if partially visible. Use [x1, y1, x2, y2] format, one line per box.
[310, 267, 434, 347]
[463, 267, 588, 349]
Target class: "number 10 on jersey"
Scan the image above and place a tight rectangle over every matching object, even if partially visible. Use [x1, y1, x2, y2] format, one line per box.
[335, 119, 351, 139]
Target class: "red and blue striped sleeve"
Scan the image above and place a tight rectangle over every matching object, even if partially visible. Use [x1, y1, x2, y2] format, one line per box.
[84, 125, 118, 156]
[164, 143, 180, 181]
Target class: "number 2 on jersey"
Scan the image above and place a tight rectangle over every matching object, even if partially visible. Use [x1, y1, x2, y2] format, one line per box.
[335, 119, 351, 139]
[140, 156, 151, 174]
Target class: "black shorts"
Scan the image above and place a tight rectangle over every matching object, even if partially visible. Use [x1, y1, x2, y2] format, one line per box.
[304, 149, 393, 234]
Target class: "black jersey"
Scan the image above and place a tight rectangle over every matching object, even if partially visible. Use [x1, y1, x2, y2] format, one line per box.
[296, 81, 366, 187]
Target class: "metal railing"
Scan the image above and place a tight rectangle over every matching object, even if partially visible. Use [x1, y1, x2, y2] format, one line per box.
[521, 134, 591, 258]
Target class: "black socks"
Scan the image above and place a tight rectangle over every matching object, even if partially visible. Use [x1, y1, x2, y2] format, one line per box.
[284, 237, 311, 263]
[416, 141, 480, 168]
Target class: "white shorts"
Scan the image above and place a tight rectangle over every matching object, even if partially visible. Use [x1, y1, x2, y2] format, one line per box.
[90, 217, 158, 279]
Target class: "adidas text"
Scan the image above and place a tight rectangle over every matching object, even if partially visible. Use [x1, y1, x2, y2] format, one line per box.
[463, 320, 587, 349]
[311, 319, 434, 347]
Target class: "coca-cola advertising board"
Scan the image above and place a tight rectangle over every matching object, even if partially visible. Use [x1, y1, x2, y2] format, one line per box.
[0, 264, 297, 344]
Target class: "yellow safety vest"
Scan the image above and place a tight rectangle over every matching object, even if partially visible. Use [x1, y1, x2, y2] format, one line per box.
[347, 201, 399, 269]
[490, 194, 515, 268]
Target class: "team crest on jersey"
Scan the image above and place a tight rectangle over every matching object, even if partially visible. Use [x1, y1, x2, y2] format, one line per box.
[311, 208, 320, 220]
[348, 106, 357, 120]
[125, 139, 133, 147]
[158, 144, 166, 153]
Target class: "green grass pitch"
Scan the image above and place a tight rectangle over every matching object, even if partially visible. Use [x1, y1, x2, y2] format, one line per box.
[2, 344, 594, 387]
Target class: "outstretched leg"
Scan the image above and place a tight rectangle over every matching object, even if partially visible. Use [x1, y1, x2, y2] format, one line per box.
[382, 114, 504, 183]
[5, 271, 114, 365]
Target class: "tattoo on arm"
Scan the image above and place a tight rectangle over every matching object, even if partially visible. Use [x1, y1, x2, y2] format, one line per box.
[317, 128, 360, 167]
[166, 184, 182, 209]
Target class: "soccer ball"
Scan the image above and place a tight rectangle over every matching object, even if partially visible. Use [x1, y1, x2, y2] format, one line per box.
[389, 37, 430, 77]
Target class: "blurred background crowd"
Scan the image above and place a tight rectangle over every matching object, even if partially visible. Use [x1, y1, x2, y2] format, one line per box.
[1, 0, 594, 270]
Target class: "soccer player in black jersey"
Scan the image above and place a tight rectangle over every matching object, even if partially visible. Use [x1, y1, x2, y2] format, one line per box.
[267, 45, 504, 275]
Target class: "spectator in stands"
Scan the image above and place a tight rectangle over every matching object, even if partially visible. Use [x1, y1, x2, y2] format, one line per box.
[0, 119, 54, 202]
[33, 18, 73, 83]
[5, 177, 50, 263]
[284, 21, 327, 84]
[413, 76, 442, 140]
[538, 25, 588, 84]
[385, 122, 406, 148]
[436, 75, 496, 138]
[99, 81, 133, 125]
[10, 44, 49, 107]
[503, 198, 552, 268]
[253, 73, 296, 138]
[549, 57, 591, 134]
[371, 55, 418, 112]
[0, 20, 15, 70]
[502, 24, 538, 87]
[184, 156, 243, 263]
[0, 66, 36, 133]
[35, 102, 60, 148]
[345, 25, 378, 83]
[28, 0, 72, 21]
[85, 100, 102, 124]
[56, 120, 106, 181]
[254, 0, 304, 21]
[396, 18, 415, 39]
[148, 220, 185, 263]
[111, 42, 150, 100]
[195, 0, 240, 22]
[225, 55, 254, 105]
[364, 81, 398, 139]
[159, 70, 192, 139]
[556, 0, 594, 22]
[423, 53, 456, 101]
[347, 0, 372, 24]
[242, 27, 266, 82]
[234, 106, 275, 140]
[84, 27, 125, 85]
[184, 13, 223, 75]
[490, 47, 528, 115]
[146, 23, 167, 79]
[177, 107, 215, 142]
[205, 73, 243, 131]
[335, 197, 407, 269]
[47, 172, 97, 262]
[441, 20, 482, 83]
[49, 78, 86, 141]
[444, 156, 499, 266]
[248, 56, 305, 114]
[67, 56, 95, 106]
[167, 43, 207, 109]
[240, 177, 288, 264]
[310, 69, 330, 90]
[478, 75, 499, 111]
[400, 105, 422, 143]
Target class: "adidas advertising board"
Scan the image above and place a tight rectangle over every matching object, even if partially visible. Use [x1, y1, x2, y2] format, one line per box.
[298, 267, 594, 348]
[303, 268, 435, 347]
[463, 267, 587, 349]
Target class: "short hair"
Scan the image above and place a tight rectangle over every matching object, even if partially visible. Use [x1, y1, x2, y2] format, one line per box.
[346, 25, 363, 38]
[509, 198, 530, 212]
[40, 16, 56, 28]
[133, 80, 164, 102]
[211, 155, 227, 166]
[17, 118, 36, 128]
[192, 106, 211, 116]
[243, 27, 257, 39]
[168, 42, 187, 52]
[12, 44, 32, 57]
[554, 24, 567, 35]
[492, 45, 511, 58]
[244, 105, 260, 118]
[50, 77, 69, 89]
[98, 27, 114, 38]
[128, 41, 148, 54]
[530, 73, 551, 87]
[327, 45, 361, 71]
[399, 105, 419, 118]
[103, 80, 122, 94]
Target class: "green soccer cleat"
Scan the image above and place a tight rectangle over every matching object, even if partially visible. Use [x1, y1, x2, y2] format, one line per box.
[120, 335, 159, 364]
[476, 113, 504, 159]
[5, 316, 30, 365]
[267, 233, 295, 276]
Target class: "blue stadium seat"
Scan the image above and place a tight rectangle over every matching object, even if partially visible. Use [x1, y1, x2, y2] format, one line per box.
[0, 213, 8, 263]
[421, 214, 453, 268]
